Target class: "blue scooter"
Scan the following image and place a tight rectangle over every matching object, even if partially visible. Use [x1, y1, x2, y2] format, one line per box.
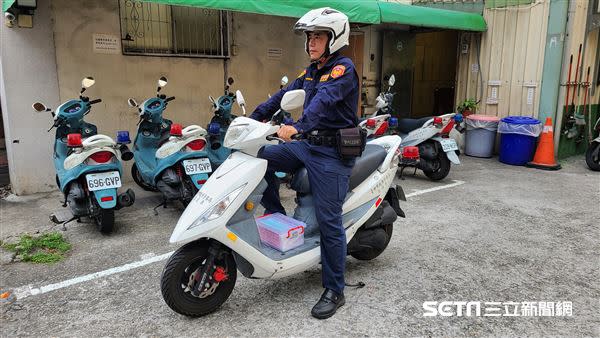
[129, 77, 211, 211]
[205, 77, 239, 167]
[33, 77, 135, 233]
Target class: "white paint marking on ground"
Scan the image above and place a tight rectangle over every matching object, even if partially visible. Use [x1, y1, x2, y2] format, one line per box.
[405, 180, 465, 198]
[11, 179, 465, 300]
[13, 251, 174, 300]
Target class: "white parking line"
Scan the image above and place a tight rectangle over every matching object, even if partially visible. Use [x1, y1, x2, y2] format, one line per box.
[12, 179, 465, 301]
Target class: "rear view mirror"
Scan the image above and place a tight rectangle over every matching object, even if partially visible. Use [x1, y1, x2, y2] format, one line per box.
[127, 98, 138, 108]
[235, 90, 245, 106]
[82, 77, 95, 89]
[388, 74, 396, 87]
[32, 102, 48, 112]
[281, 76, 289, 86]
[158, 76, 168, 87]
[227, 77, 234, 85]
[280, 89, 305, 111]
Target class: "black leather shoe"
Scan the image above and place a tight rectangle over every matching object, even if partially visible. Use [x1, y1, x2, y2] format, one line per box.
[311, 289, 345, 319]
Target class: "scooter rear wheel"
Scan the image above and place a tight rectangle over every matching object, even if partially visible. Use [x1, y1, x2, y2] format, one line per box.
[423, 151, 451, 181]
[94, 208, 114, 234]
[161, 241, 237, 317]
[585, 142, 600, 171]
[350, 223, 393, 261]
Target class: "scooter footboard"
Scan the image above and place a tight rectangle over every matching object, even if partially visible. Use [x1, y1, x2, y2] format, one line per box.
[92, 189, 117, 209]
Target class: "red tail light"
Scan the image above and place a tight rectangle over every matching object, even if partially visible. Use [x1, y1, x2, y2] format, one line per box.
[170, 123, 183, 137]
[402, 146, 420, 160]
[101, 196, 114, 202]
[197, 179, 207, 185]
[89, 151, 113, 163]
[366, 118, 377, 128]
[187, 139, 206, 151]
[433, 117, 443, 126]
[67, 133, 83, 147]
[374, 121, 389, 136]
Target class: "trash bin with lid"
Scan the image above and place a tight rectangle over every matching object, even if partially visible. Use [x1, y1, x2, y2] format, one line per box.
[465, 115, 500, 158]
[498, 116, 542, 166]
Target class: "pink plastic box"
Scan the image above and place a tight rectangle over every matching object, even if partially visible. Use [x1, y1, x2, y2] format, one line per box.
[256, 213, 305, 252]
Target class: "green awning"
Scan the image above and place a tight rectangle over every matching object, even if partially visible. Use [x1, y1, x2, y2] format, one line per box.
[146, 0, 381, 24]
[3, 0, 15, 12]
[144, 0, 487, 32]
[378, 2, 487, 31]
[2, 0, 486, 32]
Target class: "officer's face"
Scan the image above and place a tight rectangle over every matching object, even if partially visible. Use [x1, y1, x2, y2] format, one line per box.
[307, 31, 328, 61]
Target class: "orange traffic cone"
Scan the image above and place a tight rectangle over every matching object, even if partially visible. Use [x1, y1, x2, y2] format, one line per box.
[527, 117, 561, 170]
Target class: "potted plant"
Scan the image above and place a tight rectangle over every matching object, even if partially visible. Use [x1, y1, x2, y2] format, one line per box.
[457, 98, 478, 117]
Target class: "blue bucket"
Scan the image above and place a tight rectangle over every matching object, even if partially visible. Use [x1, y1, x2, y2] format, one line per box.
[498, 116, 541, 166]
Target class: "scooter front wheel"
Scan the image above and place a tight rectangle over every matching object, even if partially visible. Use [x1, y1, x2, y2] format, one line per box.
[161, 241, 237, 317]
[423, 151, 451, 181]
[131, 164, 159, 192]
[585, 142, 600, 171]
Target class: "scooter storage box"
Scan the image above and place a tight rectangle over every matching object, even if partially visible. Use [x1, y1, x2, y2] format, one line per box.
[256, 213, 305, 253]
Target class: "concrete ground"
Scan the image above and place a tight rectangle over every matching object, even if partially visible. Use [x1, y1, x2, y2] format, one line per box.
[0, 155, 598, 336]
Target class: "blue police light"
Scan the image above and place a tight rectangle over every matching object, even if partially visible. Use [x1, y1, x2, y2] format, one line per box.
[454, 114, 464, 123]
[389, 117, 399, 127]
[208, 122, 221, 135]
[116, 130, 131, 144]
[283, 117, 294, 126]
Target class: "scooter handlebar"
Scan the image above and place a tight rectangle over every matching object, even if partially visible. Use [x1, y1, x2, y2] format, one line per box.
[89, 98, 102, 105]
[165, 96, 175, 102]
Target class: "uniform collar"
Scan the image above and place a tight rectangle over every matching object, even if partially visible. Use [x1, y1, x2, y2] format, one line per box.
[309, 53, 342, 73]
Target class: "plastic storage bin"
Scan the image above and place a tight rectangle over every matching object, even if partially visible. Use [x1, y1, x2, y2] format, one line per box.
[256, 213, 305, 252]
[465, 115, 500, 158]
[498, 116, 542, 166]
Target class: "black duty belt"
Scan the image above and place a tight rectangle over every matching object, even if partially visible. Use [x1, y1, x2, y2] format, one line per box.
[306, 134, 337, 147]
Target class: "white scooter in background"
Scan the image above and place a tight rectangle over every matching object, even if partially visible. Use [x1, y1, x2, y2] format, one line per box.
[160, 89, 406, 317]
[363, 75, 464, 181]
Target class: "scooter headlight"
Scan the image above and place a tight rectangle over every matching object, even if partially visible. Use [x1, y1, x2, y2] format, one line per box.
[188, 184, 246, 229]
[224, 124, 249, 148]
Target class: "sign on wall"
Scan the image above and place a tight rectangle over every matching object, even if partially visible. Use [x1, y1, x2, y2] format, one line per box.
[93, 34, 120, 54]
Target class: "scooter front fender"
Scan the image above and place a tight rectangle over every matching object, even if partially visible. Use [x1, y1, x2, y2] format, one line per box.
[169, 152, 267, 244]
[93, 189, 117, 209]
[446, 149, 461, 164]
[189, 173, 209, 189]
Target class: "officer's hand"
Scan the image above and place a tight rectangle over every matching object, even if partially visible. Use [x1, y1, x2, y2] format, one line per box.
[277, 125, 298, 142]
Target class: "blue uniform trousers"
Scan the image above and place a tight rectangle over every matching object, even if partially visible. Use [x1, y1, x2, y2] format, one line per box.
[258, 141, 353, 294]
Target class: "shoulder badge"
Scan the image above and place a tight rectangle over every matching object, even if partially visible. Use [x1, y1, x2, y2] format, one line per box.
[330, 65, 346, 79]
[297, 69, 306, 78]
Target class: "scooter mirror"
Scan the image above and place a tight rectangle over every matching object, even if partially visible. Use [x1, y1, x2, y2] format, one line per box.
[281, 76, 289, 86]
[388, 74, 396, 87]
[227, 77, 234, 85]
[127, 98, 138, 108]
[81, 77, 95, 89]
[281, 89, 305, 111]
[32, 102, 47, 112]
[235, 90, 245, 106]
[158, 76, 168, 87]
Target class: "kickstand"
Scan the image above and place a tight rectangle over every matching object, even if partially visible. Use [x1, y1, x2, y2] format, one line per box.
[153, 200, 167, 216]
[398, 166, 406, 180]
[57, 216, 79, 231]
[412, 167, 418, 176]
[345, 281, 365, 289]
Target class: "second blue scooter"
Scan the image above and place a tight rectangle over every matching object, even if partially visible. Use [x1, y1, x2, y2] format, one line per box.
[129, 77, 211, 211]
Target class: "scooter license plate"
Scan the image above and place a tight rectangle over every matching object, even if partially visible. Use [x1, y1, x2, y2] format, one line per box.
[440, 139, 458, 152]
[183, 158, 212, 175]
[86, 171, 122, 191]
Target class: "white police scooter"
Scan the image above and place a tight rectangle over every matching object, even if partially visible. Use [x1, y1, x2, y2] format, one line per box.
[160, 89, 406, 317]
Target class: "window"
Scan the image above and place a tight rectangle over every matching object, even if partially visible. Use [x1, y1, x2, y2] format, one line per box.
[118, 0, 229, 58]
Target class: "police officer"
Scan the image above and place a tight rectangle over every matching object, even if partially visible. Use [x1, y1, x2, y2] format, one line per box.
[250, 8, 359, 319]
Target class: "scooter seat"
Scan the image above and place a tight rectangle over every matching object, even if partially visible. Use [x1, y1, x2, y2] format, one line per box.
[397, 116, 433, 134]
[290, 144, 387, 194]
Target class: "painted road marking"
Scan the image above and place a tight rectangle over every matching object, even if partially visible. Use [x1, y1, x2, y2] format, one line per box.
[12, 179, 465, 300]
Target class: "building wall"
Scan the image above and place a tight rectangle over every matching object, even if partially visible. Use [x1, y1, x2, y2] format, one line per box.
[456, 0, 551, 118]
[555, 0, 599, 159]
[0, 0, 60, 194]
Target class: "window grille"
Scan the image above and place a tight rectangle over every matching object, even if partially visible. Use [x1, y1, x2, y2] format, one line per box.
[118, 0, 229, 58]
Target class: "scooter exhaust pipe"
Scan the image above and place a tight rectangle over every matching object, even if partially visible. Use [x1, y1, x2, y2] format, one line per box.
[119, 144, 134, 161]
[115, 188, 135, 210]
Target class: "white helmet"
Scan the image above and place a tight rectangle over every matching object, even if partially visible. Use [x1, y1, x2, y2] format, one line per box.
[293, 7, 350, 56]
